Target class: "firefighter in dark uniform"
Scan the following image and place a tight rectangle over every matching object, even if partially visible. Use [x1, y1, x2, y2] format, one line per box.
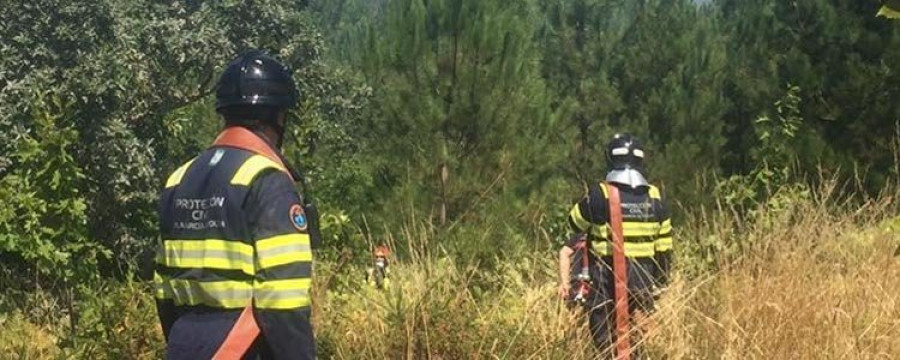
[556, 133, 673, 355]
[154, 50, 317, 359]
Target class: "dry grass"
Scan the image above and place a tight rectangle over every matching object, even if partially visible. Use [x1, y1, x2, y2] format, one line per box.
[315, 182, 900, 359]
[0, 312, 60, 359]
[3, 182, 899, 359]
[648, 181, 900, 360]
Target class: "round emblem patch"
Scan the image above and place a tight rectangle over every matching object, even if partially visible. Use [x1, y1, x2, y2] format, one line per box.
[290, 204, 308, 231]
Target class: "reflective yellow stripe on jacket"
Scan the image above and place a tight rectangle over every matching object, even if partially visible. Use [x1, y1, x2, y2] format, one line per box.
[165, 159, 196, 188]
[231, 155, 286, 186]
[592, 241, 656, 257]
[154, 275, 313, 310]
[159, 239, 255, 276]
[255, 234, 313, 269]
[579, 183, 667, 258]
[656, 219, 673, 251]
[155, 277, 253, 309]
[569, 206, 593, 231]
[591, 222, 664, 239]
[255, 278, 312, 310]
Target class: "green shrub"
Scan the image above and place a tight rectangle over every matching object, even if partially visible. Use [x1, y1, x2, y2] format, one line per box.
[0, 91, 106, 291]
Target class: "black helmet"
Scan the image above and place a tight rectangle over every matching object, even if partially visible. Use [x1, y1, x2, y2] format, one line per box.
[606, 133, 644, 171]
[215, 50, 299, 111]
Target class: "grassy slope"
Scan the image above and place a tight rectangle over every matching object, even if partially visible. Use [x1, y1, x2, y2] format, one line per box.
[3, 186, 899, 359]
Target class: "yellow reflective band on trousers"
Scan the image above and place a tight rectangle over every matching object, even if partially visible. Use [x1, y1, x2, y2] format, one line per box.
[231, 155, 285, 186]
[592, 241, 656, 257]
[155, 277, 253, 309]
[160, 239, 255, 276]
[254, 278, 312, 310]
[256, 234, 313, 270]
[655, 236, 673, 252]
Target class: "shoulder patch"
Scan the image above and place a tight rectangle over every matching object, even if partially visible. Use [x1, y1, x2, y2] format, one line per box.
[290, 204, 308, 231]
[209, 149, 226, 166]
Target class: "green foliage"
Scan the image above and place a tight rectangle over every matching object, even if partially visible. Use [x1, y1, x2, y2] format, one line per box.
[716, 84, 804, 209]
[0, 91, 105, 286]
[60, 281, 164, 359]
[318, 0, 570, 264]
[1, 0, 369, 276]
[719, 0, 900, 190]
[537, 0, 731, 211]
[4, 0, 900, 356]
[0, 280, 164, 359]
[705, 84, 814, 271]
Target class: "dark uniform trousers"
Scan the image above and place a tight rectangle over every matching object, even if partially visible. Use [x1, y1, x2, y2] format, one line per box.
[568, 182, 673, 354]
[155, 127, 315, 359]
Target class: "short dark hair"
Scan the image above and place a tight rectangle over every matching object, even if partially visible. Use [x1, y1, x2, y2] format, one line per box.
[218, 105, 281, 126]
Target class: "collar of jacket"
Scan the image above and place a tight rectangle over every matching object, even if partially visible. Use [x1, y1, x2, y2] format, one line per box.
[605, 168, 649, 188]
[211, 126, 293, 180]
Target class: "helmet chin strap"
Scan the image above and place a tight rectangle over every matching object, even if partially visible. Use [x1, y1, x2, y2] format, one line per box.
[271, 121, 286, 149]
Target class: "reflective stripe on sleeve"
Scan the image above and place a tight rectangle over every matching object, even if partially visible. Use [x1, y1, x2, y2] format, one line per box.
[154, 272, 174, 300]
[659, 219, 672, 234]
[590, 224, 610, 239]
[655, 236, 673, 252]
[254, 278, 312, 310]
[569, 205, 592, 232]
[256, 234, 313, 270]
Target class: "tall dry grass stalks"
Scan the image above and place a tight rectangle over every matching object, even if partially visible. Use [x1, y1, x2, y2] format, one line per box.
[3, 180, 899, 359]
[315, 180, 900, 359]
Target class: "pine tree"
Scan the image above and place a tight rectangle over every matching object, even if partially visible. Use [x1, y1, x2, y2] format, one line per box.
[539, 0, 731, 206]
[718, 0, 900, 191]
[331, 0, 560, 227]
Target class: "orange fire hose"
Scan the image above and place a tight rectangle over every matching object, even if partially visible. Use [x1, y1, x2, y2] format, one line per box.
[607, 183, 631, 360]
[212, 305, 260, 360]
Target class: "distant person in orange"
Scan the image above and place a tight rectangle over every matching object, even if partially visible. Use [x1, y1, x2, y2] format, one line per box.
[366, 245, 392, 289]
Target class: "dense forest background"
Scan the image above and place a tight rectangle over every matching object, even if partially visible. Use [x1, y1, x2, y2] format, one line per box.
[1, 0, 899, 358]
